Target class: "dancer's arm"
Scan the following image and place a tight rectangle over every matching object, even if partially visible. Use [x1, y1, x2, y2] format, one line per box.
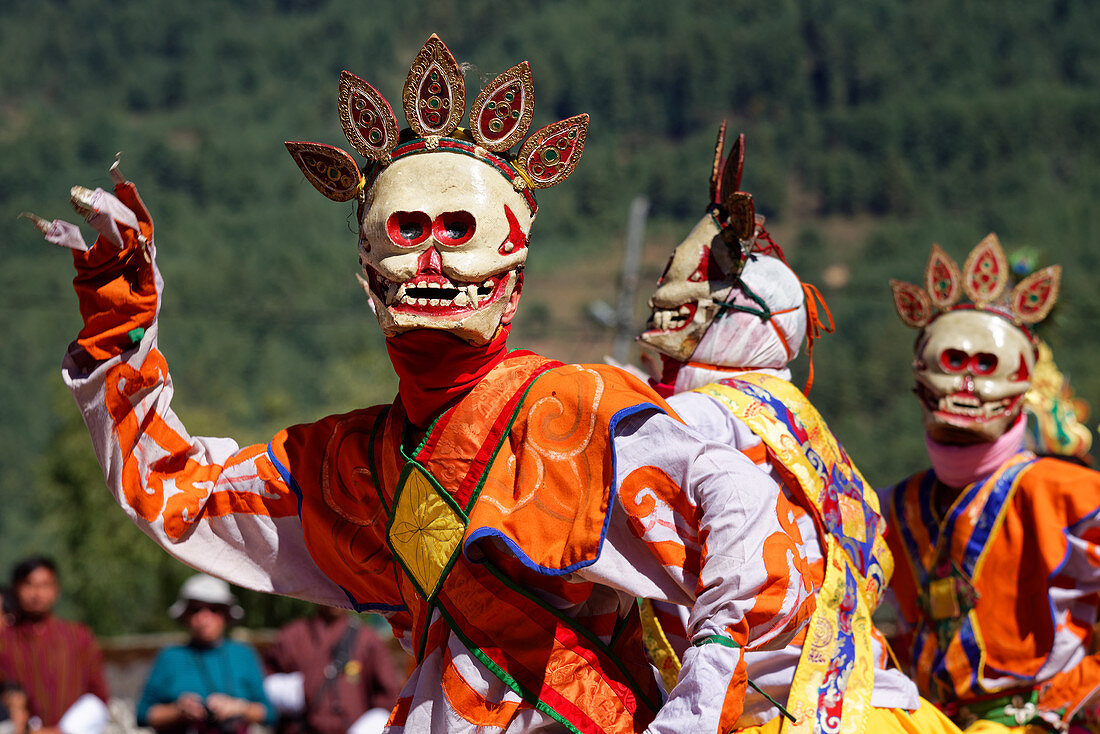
[41, 173, 348, 606]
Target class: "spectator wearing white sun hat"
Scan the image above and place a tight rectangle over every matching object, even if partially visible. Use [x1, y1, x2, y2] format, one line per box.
[137, 575, 274, 733]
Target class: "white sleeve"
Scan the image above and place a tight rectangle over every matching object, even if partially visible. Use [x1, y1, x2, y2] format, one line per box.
[577, 409, 816, 733]
[348, 708, 393, 734]
[668, 391, 772, 455]
[57, 694, 108, 734]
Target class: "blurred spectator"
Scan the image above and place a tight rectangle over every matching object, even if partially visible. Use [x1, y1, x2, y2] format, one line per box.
[0, 587, 15, 629]
[263, 606, 400, 734]
[137, 574, 273, 733]
[1, 683, 29, 734]
[0, 556, 109, 734]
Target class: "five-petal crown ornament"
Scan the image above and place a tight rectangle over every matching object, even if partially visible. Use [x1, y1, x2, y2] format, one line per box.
[890, 234, 1061, 332]
[285, 34, 589, 209]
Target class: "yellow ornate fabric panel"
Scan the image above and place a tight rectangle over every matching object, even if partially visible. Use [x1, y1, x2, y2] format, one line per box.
[388, 460, 467, 601]
[784, 536, 874, 733]
[692, 373, 892, 732]
[693, 373, 893, 606]
[638, 598, 682, 693]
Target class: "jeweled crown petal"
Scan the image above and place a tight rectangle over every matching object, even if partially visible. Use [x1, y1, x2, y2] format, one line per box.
[890, 234, 1061, 330]
[402, 35, 466, 139]
[470, 61, 535, 153]
[286, 34, 588, 204]
[339, 71, 400, 162]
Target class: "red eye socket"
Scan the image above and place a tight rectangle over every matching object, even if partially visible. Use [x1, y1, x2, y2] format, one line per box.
[973, 353, 999, 375]
[939, 349, 969, 372]
[386, 211, 431, 246]
[432, 211, 476, 246]
[938, 349, 1001, 375]
[688, 247, 711, 283]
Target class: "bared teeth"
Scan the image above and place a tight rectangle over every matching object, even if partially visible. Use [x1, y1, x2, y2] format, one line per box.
[388, 274, 512, 309]
[648, 304, 692, 331]
[937, 395, 1014, 420]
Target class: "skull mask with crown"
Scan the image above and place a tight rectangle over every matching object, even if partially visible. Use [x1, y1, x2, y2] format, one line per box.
[890, 234, 1061, 444]
[286, 35, 588, 345]
[637, 125, 834, 395]
[638, 124, 759, 363]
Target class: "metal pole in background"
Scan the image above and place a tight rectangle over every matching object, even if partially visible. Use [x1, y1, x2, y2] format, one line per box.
[613, 196, 649, 364]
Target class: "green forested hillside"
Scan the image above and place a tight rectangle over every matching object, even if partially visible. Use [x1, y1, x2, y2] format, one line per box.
[2, 0, 1098, 632]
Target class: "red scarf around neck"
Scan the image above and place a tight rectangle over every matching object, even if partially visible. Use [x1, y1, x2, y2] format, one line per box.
[386, 326, 511, 427]
[648, 355, 683, 398]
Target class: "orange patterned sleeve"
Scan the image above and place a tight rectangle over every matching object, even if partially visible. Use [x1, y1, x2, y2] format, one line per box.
[62, 182, 351, 606]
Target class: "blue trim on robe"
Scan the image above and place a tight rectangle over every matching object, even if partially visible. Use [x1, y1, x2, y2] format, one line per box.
[463, 402, 666, 576]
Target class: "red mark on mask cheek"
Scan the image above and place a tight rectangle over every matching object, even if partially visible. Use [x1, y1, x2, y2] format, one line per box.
[1010, 354, 1031, 382]
[687, 246, 711, 283]
[498, 205, 527, 255]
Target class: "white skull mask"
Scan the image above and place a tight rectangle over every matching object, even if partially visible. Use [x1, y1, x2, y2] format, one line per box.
[358, 152, 534, 345]
[638, 213, 744, 361]
[914, 310, 1036, 443]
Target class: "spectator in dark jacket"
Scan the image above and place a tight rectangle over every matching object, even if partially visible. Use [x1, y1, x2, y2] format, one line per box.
[264, 606, 402, 734]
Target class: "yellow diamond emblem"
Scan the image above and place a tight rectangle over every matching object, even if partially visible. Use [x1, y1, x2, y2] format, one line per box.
[388, 462, 466, 600]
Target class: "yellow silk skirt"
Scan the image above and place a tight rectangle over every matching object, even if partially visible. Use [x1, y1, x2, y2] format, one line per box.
[960, 722, 1049, 733]
[738, 698, 963, 733]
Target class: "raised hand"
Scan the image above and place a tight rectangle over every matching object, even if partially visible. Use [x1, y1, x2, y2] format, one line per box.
[19, 153, 151, 257]
[21, 154, 160, 363]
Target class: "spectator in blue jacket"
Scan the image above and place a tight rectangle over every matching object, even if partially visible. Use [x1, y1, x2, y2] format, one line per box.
[138, 575, 274, 733]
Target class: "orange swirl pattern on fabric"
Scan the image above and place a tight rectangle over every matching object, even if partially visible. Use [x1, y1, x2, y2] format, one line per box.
[280, 355, 671, 731]
[274, 408, 406, 611]
[743, 491, 819, 646]
[467, 363, 675, 572]
[619, 465, 702, 579]
[106, 350, 299, 536]
[697, 373, 893, 604]
[692, 373, 887, 732]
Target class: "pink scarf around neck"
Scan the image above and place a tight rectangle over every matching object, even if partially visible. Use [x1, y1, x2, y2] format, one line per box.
[925, 416, 1028, 488]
